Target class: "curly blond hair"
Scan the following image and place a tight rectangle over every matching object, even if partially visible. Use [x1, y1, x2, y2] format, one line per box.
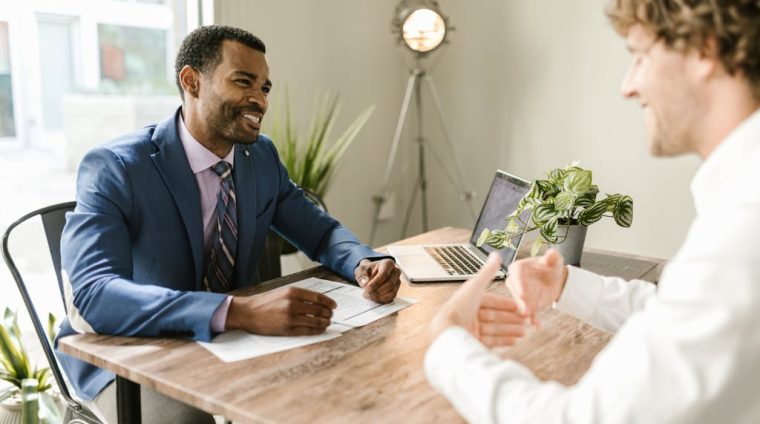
[606, 0, 760, 99]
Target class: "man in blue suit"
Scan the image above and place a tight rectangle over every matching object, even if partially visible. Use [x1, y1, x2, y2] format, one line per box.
[58, 25, 401, 423]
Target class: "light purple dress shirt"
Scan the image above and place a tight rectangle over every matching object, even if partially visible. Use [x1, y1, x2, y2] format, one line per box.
[178, 114, 233, 333]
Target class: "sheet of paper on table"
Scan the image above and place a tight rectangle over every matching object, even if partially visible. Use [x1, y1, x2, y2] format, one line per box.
[198, 278, 417, 362]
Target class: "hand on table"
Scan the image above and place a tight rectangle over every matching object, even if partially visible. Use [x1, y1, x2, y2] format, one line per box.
[226, 286, 337, 336]
[430, 252, 527, 348]
[354, 258, 401, 304]
[505, 248, 569, 328]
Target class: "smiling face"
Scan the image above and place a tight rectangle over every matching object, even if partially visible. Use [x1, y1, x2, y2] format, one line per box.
[184, 40, 271, 155]
[620, 24, 701, 157]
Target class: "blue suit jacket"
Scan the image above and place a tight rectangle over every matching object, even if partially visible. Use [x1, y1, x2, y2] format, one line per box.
[57, 109, 385, 400]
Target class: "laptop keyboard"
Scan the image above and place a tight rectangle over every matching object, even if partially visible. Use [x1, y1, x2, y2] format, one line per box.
[425, 245, 485, 276]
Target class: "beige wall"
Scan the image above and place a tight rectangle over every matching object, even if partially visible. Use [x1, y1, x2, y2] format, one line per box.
[216, 0, 701, 259]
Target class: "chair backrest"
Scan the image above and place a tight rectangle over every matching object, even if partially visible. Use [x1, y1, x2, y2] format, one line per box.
[2, 201, 284, 417]
[1, 202, 89, 416]
[257, 231, 283, 283]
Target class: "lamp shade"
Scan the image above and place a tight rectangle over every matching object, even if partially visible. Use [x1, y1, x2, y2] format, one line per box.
[393, 0, 449, 54]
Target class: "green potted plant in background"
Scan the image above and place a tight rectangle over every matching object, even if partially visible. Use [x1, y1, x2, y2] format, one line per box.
[264, 91, 374, 253]
[477, 162, 633, 266]
[0, 309, 61, 424]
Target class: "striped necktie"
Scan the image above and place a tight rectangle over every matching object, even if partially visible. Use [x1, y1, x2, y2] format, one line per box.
[204, 161, 238, 293]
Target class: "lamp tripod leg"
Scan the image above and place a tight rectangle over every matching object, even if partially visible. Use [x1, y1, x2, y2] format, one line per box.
[369, 70, 421, 245]
[401, 171, 422, 238]
[422, 75, 478, 219]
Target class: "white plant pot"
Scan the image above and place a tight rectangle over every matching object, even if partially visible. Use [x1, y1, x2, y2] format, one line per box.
[0, 396, 22, 424]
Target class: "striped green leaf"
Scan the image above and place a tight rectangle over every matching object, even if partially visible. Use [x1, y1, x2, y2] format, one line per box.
[532, 203, 559, 225]
[548, 168, 567, 181]
[554, 191, 576, 211]
[539, 219, 559, 243]
[579, 200, 608, 225]
[563, 169, 593, 194]
[476, 228, 491, 247]
[575, 185, 599, 207]
[613, 195, 634, 227]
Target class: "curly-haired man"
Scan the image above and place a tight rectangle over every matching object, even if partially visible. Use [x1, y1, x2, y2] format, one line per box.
[426, 1, 760, 422]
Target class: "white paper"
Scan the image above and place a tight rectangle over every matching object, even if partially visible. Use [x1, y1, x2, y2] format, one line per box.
[198, 278, 417, 362]
[291, 278, 418, 327]
[198, 328, 343, 362]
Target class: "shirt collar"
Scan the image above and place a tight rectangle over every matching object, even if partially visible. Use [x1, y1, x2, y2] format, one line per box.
[691, 107, 760, 213]
[178, 112, 235, 174]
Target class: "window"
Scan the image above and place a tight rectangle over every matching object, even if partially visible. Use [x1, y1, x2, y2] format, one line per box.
[38, 18, 77, 130]
[0, 21, 15, 138]
[98, 24, 173, 94]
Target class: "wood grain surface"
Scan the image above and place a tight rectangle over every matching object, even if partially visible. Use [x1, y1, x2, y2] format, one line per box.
[59, 227, 664, 423]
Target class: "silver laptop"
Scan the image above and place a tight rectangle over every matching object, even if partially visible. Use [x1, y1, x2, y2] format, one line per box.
[387, 171, 531, 282]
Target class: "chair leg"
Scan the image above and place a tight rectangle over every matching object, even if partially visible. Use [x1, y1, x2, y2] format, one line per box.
[116, 376, 141, 424]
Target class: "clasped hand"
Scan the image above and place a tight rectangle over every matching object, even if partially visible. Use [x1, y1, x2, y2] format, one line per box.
[429, 249, 568, 347]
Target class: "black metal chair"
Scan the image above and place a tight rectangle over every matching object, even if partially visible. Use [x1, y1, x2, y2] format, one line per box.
[1, 201, 101, 423]
[2, 201, 284, 423]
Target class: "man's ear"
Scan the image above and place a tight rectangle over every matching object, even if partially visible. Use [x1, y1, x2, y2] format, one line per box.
[694, 35, 721, 79]
[179, 65, 201, 99]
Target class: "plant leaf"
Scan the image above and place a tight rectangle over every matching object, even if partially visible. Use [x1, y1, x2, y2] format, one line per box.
[532, 203, 558, 225]
[574, 184, 599, 207]
[534, 179, 559, 199]
[484, 230, 509, 249]
[46, 314, 57, 347]
[613, 195, 634, 227]
[579, 200, 608, 226]
[2, 309, 25, 356]
[563, 169, 593, 194]
[476, 229, 491, 247]
[530, 237, 544, 257]
[539, 219, 559, 243]
[548, 168, 567, 181]
[554, 191, 576, 211]
[0, 321, 31, 388]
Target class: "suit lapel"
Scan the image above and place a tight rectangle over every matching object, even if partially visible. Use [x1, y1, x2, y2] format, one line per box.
[233, 144, 257, 288]
[150, 109, 205, 289]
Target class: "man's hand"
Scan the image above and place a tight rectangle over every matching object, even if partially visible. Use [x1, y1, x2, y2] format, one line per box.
[430, 252, 526, 347]
[226, 286, 337, 336]
[506, 248, 569, 328]
[354, 258, 401, 304]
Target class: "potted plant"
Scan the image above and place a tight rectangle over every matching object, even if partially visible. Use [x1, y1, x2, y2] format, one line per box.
[477, 162, 633, 265]
[264, 91, 374, 254]
[0, 308, 62, 424]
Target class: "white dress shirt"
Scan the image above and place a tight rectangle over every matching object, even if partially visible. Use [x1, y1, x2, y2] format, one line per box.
[425, 109, 760, 424]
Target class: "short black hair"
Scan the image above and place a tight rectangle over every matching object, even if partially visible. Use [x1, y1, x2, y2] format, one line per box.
[174, 25, 266, 100]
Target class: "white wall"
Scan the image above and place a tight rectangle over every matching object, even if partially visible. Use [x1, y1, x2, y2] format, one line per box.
[216, 0, 702, 259]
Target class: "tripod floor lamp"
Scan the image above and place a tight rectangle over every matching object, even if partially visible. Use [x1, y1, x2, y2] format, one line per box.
[369, 0, 477, 245]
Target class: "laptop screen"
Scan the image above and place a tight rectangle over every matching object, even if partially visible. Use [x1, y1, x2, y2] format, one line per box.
[469, 171, 532, 269]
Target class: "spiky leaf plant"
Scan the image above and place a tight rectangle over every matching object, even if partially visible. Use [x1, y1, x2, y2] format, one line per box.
[265, 90, 374, 199]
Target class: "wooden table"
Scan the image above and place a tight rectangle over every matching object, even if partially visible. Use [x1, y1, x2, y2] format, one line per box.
[59, 227, 664, 423]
